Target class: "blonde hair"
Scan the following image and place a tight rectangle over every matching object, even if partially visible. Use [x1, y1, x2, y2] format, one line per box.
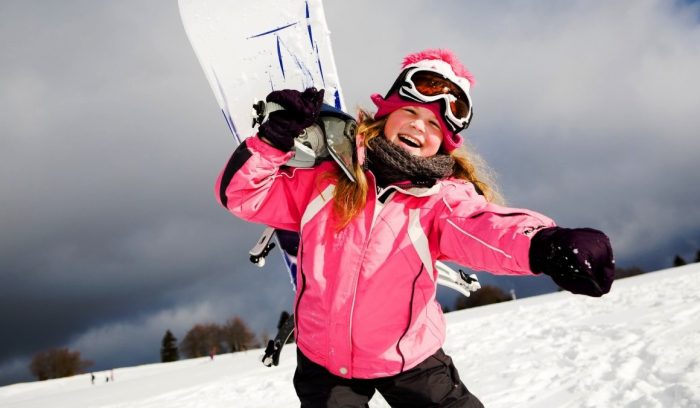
[330, 109, 502, 229]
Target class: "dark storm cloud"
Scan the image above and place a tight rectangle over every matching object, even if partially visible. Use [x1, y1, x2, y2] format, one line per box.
[0, 0, 294, 384]
[1, 0, 699, 386]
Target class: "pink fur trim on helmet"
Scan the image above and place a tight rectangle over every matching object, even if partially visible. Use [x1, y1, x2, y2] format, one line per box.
[371, 93, 464, 153]
[402, 49, 475, 86]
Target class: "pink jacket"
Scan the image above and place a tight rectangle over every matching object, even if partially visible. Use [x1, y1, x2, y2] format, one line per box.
[216, 136, 555, 379]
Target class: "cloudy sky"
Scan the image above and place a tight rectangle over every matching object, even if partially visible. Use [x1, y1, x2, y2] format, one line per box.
[1, 0, 699, 385]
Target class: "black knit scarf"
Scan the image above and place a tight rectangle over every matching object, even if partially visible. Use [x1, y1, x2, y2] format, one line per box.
[364, 136, 455, 188]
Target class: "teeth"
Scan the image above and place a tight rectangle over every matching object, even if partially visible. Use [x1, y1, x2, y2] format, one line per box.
[399, 134, 421, 148]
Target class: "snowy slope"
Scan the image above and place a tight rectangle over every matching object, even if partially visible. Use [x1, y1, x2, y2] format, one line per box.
[1, 264, 698, 407]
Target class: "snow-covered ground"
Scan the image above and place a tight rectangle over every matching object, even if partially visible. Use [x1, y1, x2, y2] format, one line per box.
[1, 264, 698, 407]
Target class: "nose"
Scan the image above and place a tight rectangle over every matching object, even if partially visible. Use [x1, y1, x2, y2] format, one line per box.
[410, 119, 426, 133]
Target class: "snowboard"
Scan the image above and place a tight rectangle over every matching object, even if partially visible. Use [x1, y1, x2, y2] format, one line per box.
[178, 0, 480, 349]
[178, 0, 344, 143]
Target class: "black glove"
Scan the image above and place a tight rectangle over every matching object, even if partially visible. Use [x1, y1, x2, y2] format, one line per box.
[530, 227, 615, 297]
[258, 88, 325, 152]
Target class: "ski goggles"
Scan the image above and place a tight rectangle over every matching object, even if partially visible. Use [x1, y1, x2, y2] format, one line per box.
[387, 67, 473, 133]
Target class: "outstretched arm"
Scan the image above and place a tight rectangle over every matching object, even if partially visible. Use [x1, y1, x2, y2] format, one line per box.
[437, 183, 614, 297]
[437, 186, 555, 276]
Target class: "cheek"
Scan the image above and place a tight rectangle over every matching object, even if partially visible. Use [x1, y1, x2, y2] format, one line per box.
[383, 119, 400, 142]
[425, 132, 444, 153]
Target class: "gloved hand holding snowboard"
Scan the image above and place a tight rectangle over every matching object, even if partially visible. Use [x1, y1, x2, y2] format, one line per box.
[258, 87, 325, 152]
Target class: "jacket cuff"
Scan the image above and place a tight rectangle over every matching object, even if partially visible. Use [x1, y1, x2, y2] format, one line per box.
[247, 134, 295, 163]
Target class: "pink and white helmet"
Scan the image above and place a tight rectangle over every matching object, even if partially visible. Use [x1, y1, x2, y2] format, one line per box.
[372, 49, 475, 153]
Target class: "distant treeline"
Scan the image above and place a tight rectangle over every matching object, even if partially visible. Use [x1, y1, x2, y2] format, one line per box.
[161, 315, 259, 363]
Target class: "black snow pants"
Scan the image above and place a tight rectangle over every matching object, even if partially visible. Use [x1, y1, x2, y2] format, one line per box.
[293, 348, 485, 408]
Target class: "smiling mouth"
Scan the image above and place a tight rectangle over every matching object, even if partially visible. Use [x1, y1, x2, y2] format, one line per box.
[398, 134, 421, 148]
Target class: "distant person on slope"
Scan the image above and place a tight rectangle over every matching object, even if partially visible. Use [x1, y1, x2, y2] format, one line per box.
[215, 49, 615, 407]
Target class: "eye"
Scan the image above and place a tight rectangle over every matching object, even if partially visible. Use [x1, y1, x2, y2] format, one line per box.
[430, 120, 441, 130]
[403, 107, 416, 115]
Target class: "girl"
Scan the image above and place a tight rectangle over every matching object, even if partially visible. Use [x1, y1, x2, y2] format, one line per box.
[216, 49, 614, 407]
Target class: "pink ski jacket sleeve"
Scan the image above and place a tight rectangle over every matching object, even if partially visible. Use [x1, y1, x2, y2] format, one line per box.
[215, 136, 316, 232]
[436, 179, 555, 275]
[216, 135, 556, 379]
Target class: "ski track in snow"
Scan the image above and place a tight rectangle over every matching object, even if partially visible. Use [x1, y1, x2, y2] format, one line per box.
[1, 265, 698, 407]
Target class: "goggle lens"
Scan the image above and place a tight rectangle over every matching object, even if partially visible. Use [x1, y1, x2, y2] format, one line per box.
[450, 99, 470, 119]
[411, 71, 471, 119]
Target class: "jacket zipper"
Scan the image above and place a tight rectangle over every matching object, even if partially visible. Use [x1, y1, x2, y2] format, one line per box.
[396, 264, 424, 372]
[346, 180, 388, 369]
[294, 241, 307, 341]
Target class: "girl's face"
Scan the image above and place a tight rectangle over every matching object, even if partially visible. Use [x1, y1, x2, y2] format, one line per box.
[383, 106, 444, 157]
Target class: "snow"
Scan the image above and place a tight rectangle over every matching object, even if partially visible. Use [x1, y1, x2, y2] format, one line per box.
[1, 264, 698, 407]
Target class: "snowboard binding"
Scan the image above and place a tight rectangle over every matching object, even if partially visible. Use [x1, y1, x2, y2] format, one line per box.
[262, 312, 296, 367]
[249, 227, 276, 267]
[251, 100, 357, 182]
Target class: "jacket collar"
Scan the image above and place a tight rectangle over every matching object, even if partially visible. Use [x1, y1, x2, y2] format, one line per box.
[375, 178, 443, 198]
